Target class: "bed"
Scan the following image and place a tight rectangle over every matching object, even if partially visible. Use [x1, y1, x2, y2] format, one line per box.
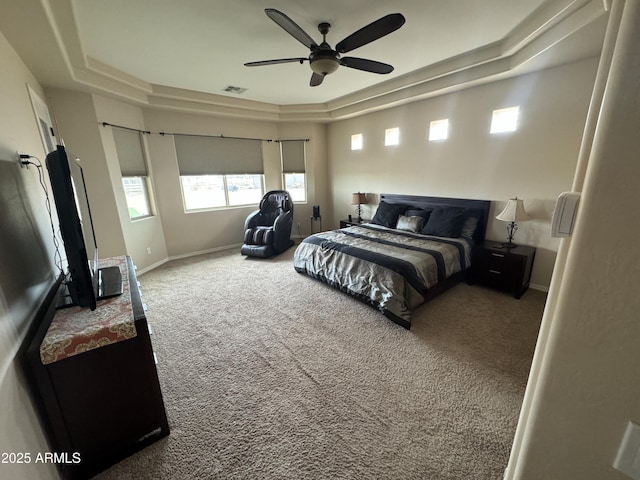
[293, 194, 490, 329]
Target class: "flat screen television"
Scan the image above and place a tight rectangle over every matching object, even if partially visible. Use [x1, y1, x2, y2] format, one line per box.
[46, 144, 122, 309]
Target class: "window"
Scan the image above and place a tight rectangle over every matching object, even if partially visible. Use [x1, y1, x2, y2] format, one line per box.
[429, 119, 449, 141]
[490, 106, 520, 134]
[180, 174, 264, 210]
[284, 173, 306, 203]
[180, 175, 225, 210]
[174, 135, 265, 211]
[385, 127, 400, 146]
[113, 128, 152, 219]
[281, 140, 306, 203]
[351, 133, 363, 150]
[227, 174, 264, 206]
[122, 177, 151, 218]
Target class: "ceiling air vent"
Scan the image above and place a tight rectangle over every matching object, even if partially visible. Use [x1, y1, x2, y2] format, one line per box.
[223, 85, 247, 94]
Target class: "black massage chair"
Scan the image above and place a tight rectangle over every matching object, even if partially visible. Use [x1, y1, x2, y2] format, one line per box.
[240, 190, 294, 258]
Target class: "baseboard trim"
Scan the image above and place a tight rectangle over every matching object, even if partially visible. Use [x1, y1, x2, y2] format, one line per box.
[529, 283, 549, 293]
[135, 258, 169, 276]
[136, 244, 243, 275]
[168, 243, 243, 262]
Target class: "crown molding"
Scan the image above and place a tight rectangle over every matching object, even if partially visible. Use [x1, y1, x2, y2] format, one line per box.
[26, 0, 608, 122]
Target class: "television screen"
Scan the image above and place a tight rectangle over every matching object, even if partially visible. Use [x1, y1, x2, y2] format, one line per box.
[47, 145, 97, 309]
[46, 145, 122, 309]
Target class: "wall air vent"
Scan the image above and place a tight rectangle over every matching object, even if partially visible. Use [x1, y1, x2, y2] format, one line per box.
[223, 85, 248, 94]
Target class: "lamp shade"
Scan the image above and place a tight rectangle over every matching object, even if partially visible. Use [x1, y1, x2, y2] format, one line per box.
[351, 192, 368, 205]
[496, 198, 529, 222]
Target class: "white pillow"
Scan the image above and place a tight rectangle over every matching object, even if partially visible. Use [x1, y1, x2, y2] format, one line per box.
[396, 215, 423, 233]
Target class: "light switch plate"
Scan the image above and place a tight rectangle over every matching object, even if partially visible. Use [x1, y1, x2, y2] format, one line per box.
[614, 421, 640, 479]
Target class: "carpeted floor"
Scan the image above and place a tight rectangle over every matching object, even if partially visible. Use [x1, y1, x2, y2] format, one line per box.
[94, 245, 545, 480]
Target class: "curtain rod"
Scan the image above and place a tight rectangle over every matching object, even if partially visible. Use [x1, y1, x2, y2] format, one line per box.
[101, 122, 150, 135]
[102, 123, 309, 143]
[159, 131, 272, 142]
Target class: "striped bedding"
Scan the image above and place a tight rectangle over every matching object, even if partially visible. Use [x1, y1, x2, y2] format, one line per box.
[293, 223, 472, 328]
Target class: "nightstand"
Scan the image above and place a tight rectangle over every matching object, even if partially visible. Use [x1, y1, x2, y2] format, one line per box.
[340, 218, 368, 228]
[469, 240, 536, 298]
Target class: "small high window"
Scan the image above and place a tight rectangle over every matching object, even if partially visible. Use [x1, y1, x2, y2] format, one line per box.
[429, 119, 449, 141]
[490, 106, 520, 134]
[351, 133, 363, 151]
[385, 127, 400, 146]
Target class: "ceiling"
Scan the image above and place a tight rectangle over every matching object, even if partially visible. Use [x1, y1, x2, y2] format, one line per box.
[0, 0, 608, 121]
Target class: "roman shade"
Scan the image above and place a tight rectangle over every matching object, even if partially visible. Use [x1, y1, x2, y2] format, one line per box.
[113, 129, 147, 176]
[174, 135, 263, 175]
[281, 140, 305, 173]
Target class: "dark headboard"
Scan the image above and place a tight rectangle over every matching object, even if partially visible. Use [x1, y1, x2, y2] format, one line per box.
[379, 193, 491, 243]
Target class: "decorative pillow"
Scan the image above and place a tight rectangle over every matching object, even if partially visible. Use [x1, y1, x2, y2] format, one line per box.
[371, 201, 407, 228]
[421, 207, 466, 237]
[460, 216, 479, 239]
[405, 208, 432, 225]
[396, 215, 424, 233]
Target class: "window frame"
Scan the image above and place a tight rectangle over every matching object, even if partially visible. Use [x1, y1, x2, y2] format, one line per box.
[280, 140, 307, 204]
[112, 128, 155, 221]
[121, 175, 153, 220]
[179, 173, 265, 213]
[283, 172, 307, 203]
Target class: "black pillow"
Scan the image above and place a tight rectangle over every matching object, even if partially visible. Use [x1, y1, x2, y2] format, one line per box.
[371, 201, 407, 228]
[405, 208, 432, 225]
[421, 207, 466, 237]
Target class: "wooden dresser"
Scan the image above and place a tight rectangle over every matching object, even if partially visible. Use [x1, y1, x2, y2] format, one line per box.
[25, 256, 169, 480]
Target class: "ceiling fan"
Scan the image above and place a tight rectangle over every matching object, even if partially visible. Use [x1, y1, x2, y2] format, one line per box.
[244, 8, 406, 87]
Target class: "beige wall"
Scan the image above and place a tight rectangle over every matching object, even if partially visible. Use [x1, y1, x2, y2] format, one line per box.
[46, 89, 127, 260]
[508, 1, 640, 477]
[277, 122, 329, 237]
[0, 30, 59, 480]
[91, 95, 169, 271]
[326, 58, 599, 289]
[142, 110, 328, 257]
[142, 109, 279, 257]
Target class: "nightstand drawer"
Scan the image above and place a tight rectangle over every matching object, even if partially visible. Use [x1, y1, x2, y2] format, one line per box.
[474, 249, 521, 276]
[470, 241, 536, 298]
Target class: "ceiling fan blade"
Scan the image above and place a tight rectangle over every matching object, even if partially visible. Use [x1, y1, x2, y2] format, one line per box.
[310, 72, 325, 87]
[340, 57, 394, 74]
[336, 13, 405, 54]
[244, 58, 308, 67]
[265, 8, 318, 50]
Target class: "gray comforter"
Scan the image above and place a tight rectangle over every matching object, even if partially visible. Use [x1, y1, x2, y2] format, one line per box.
[293, 224, 472, 327]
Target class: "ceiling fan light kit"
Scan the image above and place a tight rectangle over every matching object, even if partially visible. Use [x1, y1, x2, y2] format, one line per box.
[245, 8, 405, 87]
[310, 54, 339, 76]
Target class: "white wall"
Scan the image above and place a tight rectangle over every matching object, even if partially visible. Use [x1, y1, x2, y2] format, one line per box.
[326, 58, 599, 288]
[0, 29, 59, 480]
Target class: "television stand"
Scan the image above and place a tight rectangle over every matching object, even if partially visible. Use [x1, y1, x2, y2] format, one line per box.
[98, 265, 123, 298]
[25, 256, 169, 479]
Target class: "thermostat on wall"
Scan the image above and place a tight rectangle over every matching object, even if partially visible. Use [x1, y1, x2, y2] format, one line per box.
[551, 192, 580, 237]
